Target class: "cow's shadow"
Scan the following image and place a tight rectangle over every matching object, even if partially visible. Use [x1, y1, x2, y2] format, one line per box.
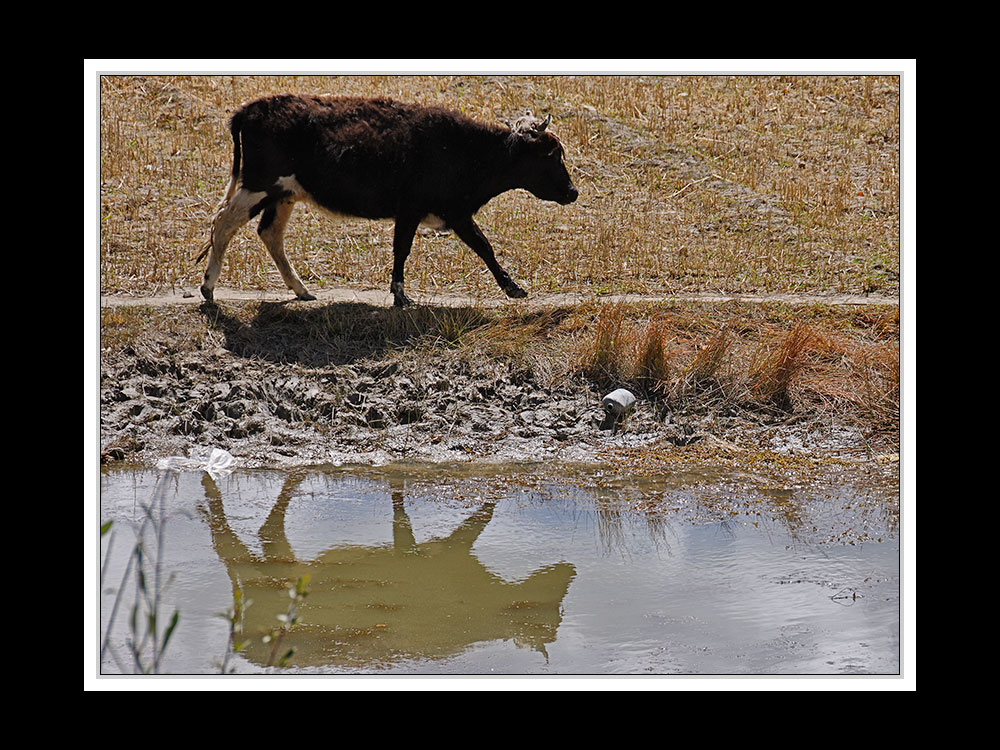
[200, 471, 577, 669]
[198, 298, 574, 367]
[198, 299, 500, 367]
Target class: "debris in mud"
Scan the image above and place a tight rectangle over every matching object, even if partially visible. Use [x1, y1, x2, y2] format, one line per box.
[600, 388, 637, 432]
[156, 446, 236, 479]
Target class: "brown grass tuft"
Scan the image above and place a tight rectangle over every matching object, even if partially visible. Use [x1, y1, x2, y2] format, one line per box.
[580, 302, 628, 387]
[856, 343, 900, 435]
[633, 317, 673, 395]
[686, 321, 737, 388]
[747, 323, 818, 410]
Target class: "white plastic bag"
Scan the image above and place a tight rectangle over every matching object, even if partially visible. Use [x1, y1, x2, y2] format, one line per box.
[156, 447, 235, 479]
[204, 447, 235, 477]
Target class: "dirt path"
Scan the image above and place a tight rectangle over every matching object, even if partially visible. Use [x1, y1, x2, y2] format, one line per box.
[99, 285, 899, 310]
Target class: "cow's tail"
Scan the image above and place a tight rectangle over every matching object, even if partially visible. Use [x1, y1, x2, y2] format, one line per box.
[195, 112, 245, 264]
[228, 110, 243, 184]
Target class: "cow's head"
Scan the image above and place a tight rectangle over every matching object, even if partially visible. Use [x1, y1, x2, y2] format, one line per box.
[507, 112, 578, 205]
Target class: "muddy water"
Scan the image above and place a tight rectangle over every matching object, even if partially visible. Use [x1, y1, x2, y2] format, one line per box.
[98, 463, 900, 676]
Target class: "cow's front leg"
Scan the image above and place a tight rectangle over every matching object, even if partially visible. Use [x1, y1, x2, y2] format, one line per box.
[450, 216, 527, 299]
[391, 216, 420, 307]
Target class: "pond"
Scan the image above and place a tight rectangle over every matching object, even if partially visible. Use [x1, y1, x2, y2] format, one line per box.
[97, 461, 900, 678]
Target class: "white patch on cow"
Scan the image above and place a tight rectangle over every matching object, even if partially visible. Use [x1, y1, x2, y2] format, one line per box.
[276, 173, 365, 222]
[222, 174, 240, 203]
[275, 174, 310, 201]
[217, 187, 269, 235]
[201, 185, 271, 299]
[420, 214, 448, 230]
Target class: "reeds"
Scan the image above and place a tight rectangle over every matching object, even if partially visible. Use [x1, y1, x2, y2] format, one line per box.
[634, 316, 672, 395]
[855, 342, 900, 437]
[580, 302, 628, 386]
[685, 321, 736, 389]
[100, 475, 181, 674]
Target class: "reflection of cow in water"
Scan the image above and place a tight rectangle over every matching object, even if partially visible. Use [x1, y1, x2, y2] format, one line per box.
[201, 473, 576, 669]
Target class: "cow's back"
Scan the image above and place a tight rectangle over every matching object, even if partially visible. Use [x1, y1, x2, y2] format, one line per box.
[233, 94, 489, 220]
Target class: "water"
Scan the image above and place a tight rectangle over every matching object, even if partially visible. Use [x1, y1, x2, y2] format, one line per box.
[97, 463, 900, 677]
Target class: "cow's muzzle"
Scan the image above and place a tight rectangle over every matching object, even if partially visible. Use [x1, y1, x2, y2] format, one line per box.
[559, 185, 579, 205]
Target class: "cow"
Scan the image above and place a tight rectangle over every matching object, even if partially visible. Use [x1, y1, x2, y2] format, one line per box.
[196, 94, 578, 307]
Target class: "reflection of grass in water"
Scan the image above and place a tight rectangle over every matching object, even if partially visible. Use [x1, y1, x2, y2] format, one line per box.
[397, 454, 895, 552]
[413, 469, 680, 560]
[594, 441, 899, 546]
[573, 484, 677, 559]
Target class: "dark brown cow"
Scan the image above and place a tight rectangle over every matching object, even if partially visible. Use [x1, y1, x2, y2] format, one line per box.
[197, 94, 578, 306]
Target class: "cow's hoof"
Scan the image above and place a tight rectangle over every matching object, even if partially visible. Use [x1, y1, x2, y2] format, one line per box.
[200, 285, 215, 303]
[504, 283, 528, 299]
[391, 282, 413, 308]
[297, 291, 317, 301]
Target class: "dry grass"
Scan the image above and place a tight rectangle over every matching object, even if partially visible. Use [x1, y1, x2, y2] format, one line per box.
[686, 321, 737, 388]
[568, 300, 898, 448]
[579, 301, 628, 385]
[633, 317, 673, 395]
[746, 323, 817, 409]
[97, 74, 900, 300]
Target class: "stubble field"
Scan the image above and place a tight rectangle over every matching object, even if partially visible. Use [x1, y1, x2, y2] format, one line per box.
[99, 74, 900, 300]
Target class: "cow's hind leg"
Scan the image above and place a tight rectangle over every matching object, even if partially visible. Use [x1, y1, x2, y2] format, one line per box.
[200, 185, 267, 302]
[258, 198, 315, 301]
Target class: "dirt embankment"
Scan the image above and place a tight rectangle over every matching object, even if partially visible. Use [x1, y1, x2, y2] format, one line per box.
[99, 299, 657, 468]
[98, 290, 898, 474]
